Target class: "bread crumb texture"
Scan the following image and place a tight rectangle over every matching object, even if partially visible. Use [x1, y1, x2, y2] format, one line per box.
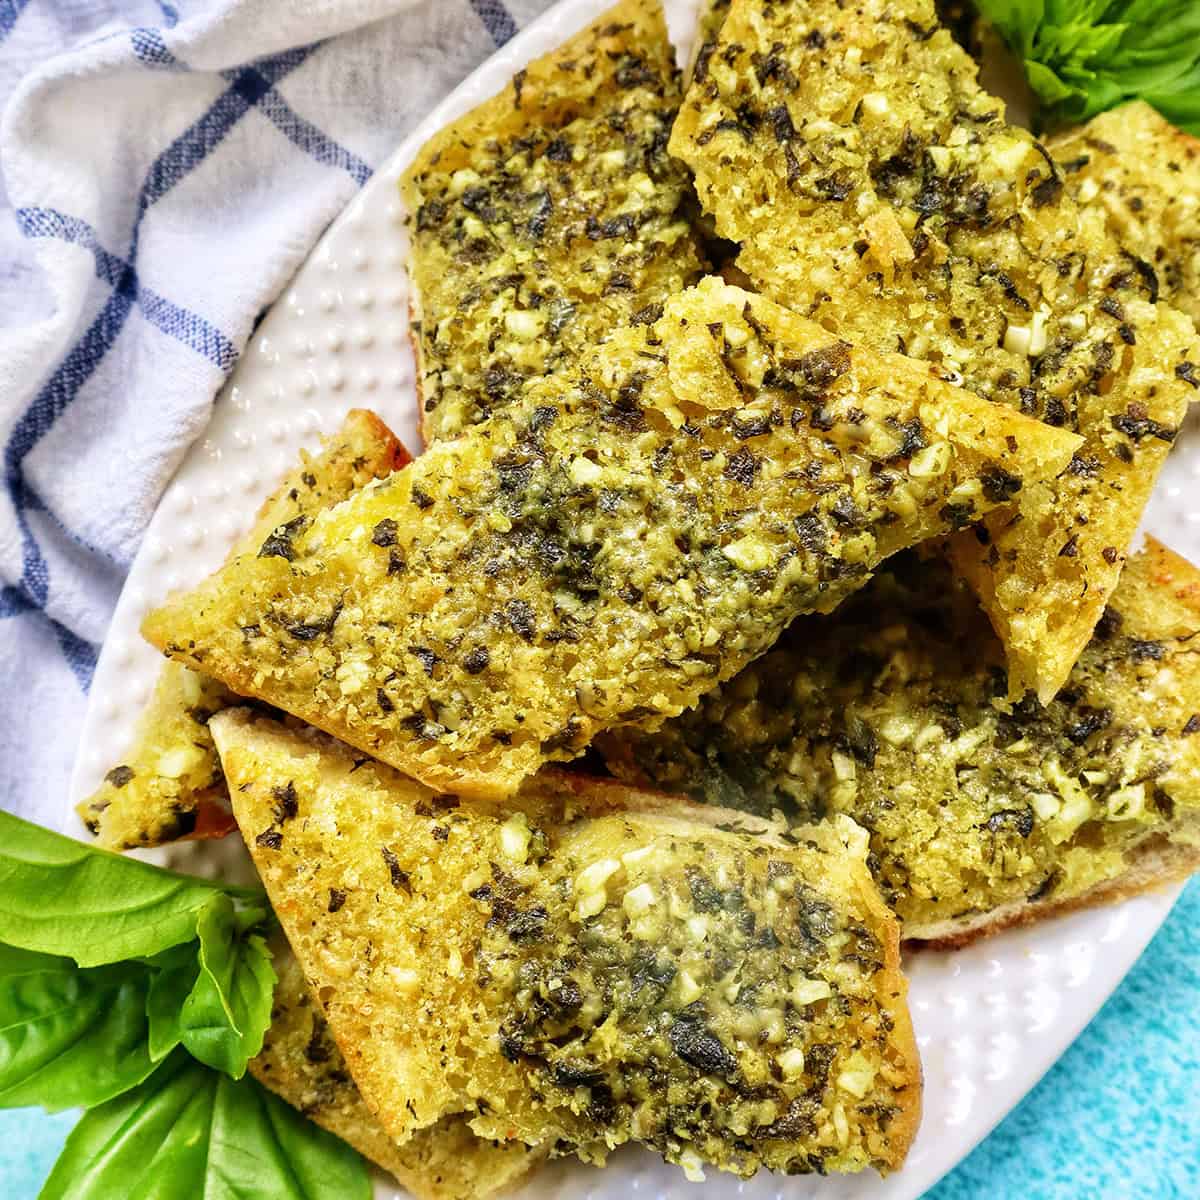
[1052, 101, 1200, 332]
[145, 278, 1079, 799]
[601, 539, 1200, 939]
[671, 0, 1200, 703]
[213, 709, 921, 1180]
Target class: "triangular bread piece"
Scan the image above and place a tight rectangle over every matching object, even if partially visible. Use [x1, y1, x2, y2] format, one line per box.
[148, 278, 1079, 800]
[600, 538, 1200, 944]
[671, 0, 1199, 702]
[404, 0, 705, 444]
[252, 939, 543, 1200]
[212, 709, 921, 1180]
[80, 410, 408, 848]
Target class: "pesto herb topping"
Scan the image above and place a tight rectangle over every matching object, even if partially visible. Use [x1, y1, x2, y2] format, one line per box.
[403, 3, 705, 443]
[603, 546, 1200, 937]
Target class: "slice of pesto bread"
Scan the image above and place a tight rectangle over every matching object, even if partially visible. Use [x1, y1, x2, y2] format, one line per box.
[79, 410, 409, 849]
[144, 277, 1080, 800]
[403, 0, 706, 444]
[1052, 100, 1200, 331]
[212, 709, 921, 1180]
[671, 0, 1200, 704]
[600, 538, 1200, 945]
[252, 939, 543, 1200]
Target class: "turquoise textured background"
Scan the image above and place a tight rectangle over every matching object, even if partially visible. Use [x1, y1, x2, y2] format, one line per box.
[3, 879, 1197, 1197]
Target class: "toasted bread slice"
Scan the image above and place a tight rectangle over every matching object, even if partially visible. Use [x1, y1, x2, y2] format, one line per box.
[1052, 101, 1200, 332]
[403, 0, 705, 445]
[144, 278, 1079, 800]
[600, 538, 1200, 944]
[251, 939, 542, 1200]
[79, 410, 409, 849]
[671, 0, 1200, 703]
[213, 709, 921, 1180]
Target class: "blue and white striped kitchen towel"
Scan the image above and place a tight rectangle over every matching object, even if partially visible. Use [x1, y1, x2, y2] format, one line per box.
[0, 0, 554, 817]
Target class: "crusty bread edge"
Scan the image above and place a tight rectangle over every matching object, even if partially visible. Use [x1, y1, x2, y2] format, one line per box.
[410, 296, 431, 450]
[235, 408, 411, 556]
[841, 833, 923, 1168]
[911, 533, 1200, 947]
[1127, 534, 1200, 624]
[248, 937, 546, 1200]
[907, 823, 1200, 950]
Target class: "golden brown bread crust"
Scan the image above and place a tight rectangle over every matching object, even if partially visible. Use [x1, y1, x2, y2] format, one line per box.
[909, 832, 1200, 950]
[250, 939, 544, 1200]
[213, 709, 921, 1179]
[843, 831, 922, 1158]
[231, 408, 411, 560]
[409, 297, 431, 450]
[1112, 533, 1200, 629]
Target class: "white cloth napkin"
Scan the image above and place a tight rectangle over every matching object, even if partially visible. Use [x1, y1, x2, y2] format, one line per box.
[0, 0, 552, 818]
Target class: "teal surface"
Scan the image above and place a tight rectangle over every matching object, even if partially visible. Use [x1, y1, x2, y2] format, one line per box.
[3, 879, 1197, 1198]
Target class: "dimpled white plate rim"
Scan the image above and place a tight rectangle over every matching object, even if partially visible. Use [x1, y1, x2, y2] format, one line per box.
[67, 0, 1199, 1196]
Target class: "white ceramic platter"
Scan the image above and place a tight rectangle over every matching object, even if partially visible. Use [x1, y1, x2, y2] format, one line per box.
[67, 0, 1200, 1197]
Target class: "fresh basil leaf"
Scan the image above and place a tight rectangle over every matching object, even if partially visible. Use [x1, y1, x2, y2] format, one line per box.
[994, 0, 1046, 57]
[208, 1069, 371, 1199]
[1044, 0, 1109, 25]
[976, 0, 1200, 133]
[1025, 58, 1083, 106]
[39, 1052, 371, 1200]
[39, 1053, 219, 1200]
[144, 945, 200, 1064]
[179, 895, 276, 1078]
[0, 944, 157, 1111]
[1147, 63, 1200, 123]
[0, 812, 265, 967]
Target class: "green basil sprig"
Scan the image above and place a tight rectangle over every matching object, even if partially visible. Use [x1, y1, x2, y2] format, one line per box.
[0, 811, 371, 1198]
[973, 0, 1200, 133]
[177, 895, 276, 1077]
